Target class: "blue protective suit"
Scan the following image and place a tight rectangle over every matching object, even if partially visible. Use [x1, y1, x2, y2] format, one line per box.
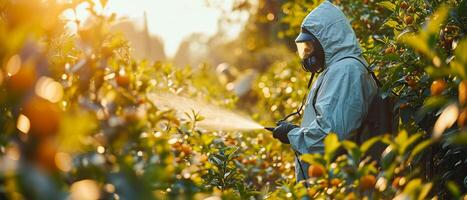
[287, 1, 378, 181]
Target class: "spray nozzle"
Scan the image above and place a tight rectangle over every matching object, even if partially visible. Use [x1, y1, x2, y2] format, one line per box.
[264, 127, 274, 132]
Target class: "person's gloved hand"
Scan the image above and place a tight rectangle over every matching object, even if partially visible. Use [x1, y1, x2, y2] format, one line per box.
[272, 121, 299, 144]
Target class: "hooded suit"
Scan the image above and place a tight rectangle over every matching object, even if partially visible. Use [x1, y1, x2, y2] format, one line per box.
[288, 1, 378, 181]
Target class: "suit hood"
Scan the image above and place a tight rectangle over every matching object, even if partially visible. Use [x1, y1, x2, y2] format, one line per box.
[300, 1, 363, 67]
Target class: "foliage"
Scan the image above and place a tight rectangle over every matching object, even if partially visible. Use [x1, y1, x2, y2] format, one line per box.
[0, 0, 466, 199]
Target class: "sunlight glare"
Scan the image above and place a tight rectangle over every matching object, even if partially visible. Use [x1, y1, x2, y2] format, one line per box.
[61, 0, 246, 58]
[17, 114, 30, 134]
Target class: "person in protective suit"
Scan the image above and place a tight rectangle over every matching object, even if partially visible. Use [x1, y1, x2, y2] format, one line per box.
[271, 1, 378, 181]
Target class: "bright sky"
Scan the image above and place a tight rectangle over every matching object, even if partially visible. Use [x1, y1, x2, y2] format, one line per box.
[101, 0, 245, 57]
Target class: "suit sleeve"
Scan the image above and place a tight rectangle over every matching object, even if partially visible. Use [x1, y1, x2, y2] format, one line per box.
[287, 63, 374, 154]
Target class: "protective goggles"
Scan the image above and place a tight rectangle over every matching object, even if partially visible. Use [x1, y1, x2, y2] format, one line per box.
[295, 28, 319, 59]
[296, 41, 315, 59]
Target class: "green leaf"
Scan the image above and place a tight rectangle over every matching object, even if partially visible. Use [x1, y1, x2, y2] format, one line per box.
[446, 181, 461, 198]
[341, 140, 357, 150]
[210, 155, 223, 166]
[401, 133, 422, 153]
[57, 112, 97, 153]
[300, 154, 318, 165]
[454, 38, 467, 64]
[450, 60, 467, 80]
[422, 96, 448, 111]
[418, 183, 433, 200]
[403, 179, 422, 194]
[342, 140, 361, 164]
[384, 20, 399, 28]
[446, 131, 467, 145]
[324, 133, 340, 162]
[408, 140, 432, 162]
[395, 130, 408, 150]
[377, 1, 396, 12]
[399, 33, 434, 59]
[361, 136, 381, 154]
[427, 5, 450, 34]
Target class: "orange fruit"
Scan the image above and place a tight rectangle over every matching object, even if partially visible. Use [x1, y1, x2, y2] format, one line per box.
[171, 142, 181, 149]
[308, 164, 325, 178]
[392, 177, 402, 189]
[405, 76, 417, 88]
[360, 175, 376, 190]
[181, 143, 192, 155]
[407, 80, 417, 88]
[124, 108, 140, 123]
[458, 80, 467, 105]
[344, 192, 356, 200]
[36, 137, 58, 171]
[137, 97, 146, 105]
[319, 179, 329, 188]
[399, 103, 409, 109]
[331, 178, 341, 187]
[384, 46, 395, 54]
[431, 79, 447, 96]
[404, 16, 414, 25]
[199, 154, 208, 162]
[116, 75, 130, 88]
[7, 63, 36, 94]
[101, 46, 114, 58]
[400, 1, 409, 10]
[458, 108, 467, 128]
[307, 188, 317, 197]
[23, 97, 61, 137]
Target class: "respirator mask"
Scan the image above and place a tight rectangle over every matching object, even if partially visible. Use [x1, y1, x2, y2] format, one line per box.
[271, 28, 325, 122]
[295, 28, 325, 73]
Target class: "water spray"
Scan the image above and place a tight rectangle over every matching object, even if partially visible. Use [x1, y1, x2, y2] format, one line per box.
[148, 92, 310, 187]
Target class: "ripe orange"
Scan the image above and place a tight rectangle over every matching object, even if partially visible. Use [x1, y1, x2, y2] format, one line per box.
[344, 192, 356, 200]
[307, 188, 317, 197]
[181, 143, 192, 155]
[124, 108, 140, 123]
[172, 142, 181, 149]
[392, 177, 402, 189]
[331, 178, 341, 187]
[7, 63, 36, 94]
[116, 75, 130, 88]
[319, 179, 329, 188]
[431, 79, 447, 96]
[23, 97, 61, 137]
[384, 46, 395, 54]
[404, 16, 414, 25]
[400, 1, 409, 10]
[458, 108, 467, 128]
[405, 76, 417, 88]
[199, 154, 208, 162]
[399, 103, 409, 109]
[359, 175, 376, 190]
[458, 80, 467, 105]
[36, 137, 58, 171]
[308, 164, 325, 178]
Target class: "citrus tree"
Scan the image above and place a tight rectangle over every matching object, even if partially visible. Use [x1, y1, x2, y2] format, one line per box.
[0, 0, 466, 199]
[251, 0, 467, 199]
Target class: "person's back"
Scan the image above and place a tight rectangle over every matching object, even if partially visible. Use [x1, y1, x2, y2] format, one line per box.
[270, 1, 378, 181]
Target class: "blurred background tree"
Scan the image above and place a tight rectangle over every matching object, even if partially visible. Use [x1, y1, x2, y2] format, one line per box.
[0, 0, 466, 199]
